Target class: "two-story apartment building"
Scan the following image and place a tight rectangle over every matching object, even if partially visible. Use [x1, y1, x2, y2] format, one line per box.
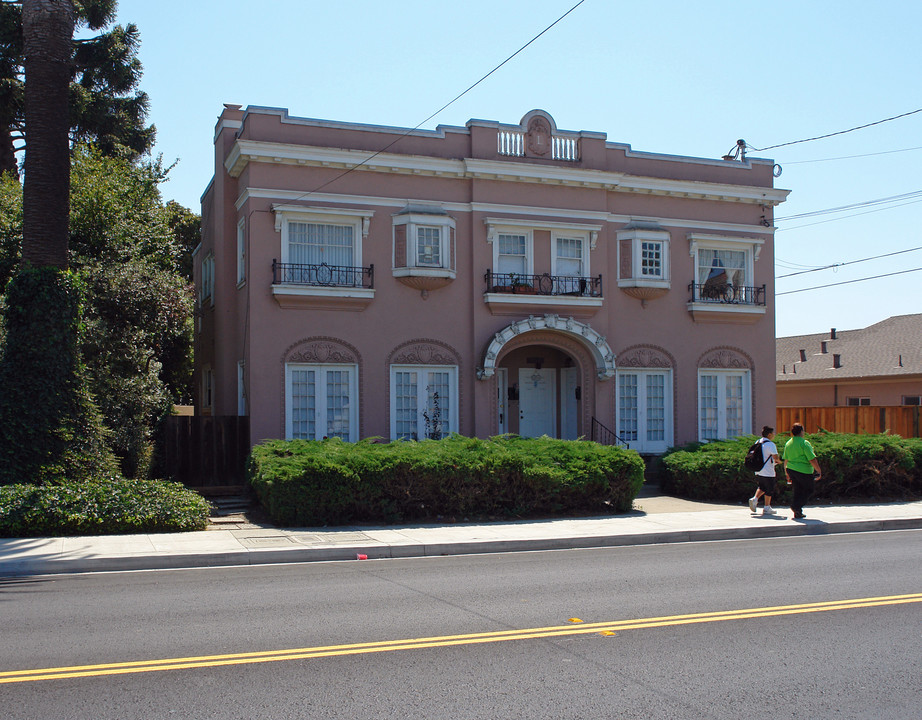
[196, 105, 788, 453]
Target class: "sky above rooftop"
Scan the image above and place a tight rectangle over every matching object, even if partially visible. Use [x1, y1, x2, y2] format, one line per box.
[113, 0, 922, 338]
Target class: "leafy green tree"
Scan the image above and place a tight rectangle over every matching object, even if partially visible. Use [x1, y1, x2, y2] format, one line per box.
[0, 0, 116, 486]
[0, 0, 155, 178]
[0, 146, 194, 478]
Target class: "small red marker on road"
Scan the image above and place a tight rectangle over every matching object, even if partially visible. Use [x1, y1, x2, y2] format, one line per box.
[356, 553, 368, 560]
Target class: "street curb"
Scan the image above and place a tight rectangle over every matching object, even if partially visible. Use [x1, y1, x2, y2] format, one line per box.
[3, 516, 920, 577]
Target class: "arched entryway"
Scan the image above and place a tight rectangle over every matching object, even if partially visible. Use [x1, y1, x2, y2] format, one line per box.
[478, 315, 615, 439]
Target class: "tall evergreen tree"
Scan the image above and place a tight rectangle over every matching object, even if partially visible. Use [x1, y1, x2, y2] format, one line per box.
[0, 0, 116, 485]
[0, 0, 154, 178]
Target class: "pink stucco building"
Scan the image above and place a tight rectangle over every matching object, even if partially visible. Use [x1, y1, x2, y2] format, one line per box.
[195, 105, 788, 454]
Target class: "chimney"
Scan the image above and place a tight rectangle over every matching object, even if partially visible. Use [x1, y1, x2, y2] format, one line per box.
[830, 328, 837, 340]
[799, 349, 806, 362]
[821, 341, 828, 354]
[833, 354, 842, 369]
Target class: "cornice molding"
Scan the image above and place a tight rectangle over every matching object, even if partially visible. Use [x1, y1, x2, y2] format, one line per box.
[225, 140, 790, 206]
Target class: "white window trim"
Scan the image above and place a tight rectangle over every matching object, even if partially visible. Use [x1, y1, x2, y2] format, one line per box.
[389, 365, 459, 440]
[697, 369, 752, 441]
[615, 368, 673, 453]
[391, 211, 457, 274]
[688, 233, 763, 287]
[490, 227, 534, 277]
[485, 218, 601, 277]
[273, 205, 373, 268]
[236, 218, 246, 286]
[617, 228, 671, 286]
[550, 230, 591, 277]
[285, 363, 359, 441]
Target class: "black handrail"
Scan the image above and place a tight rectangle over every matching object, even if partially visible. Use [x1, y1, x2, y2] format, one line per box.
[591, 416, 628, 446]
[273, 260, 374, 289]
[688, 282, 765, 305]
[485, 270, 602, 297]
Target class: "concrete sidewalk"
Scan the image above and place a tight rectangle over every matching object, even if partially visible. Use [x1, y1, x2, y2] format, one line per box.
[2, 493, 921, 576]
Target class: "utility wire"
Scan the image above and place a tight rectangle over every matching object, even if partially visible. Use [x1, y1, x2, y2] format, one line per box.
[783, 145, 922, 165]
[776, 197, 922, 232]
[777, 267, 922, 296]
[776, 246, 922, 278]
[749, 107, 922, 152]
[775, 189, 922, 221]
[286, 0, 587, 202]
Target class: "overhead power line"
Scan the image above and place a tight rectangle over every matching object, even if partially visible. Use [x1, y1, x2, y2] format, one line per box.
[775, 189, 922, 221]
[288, 0, 587, 202]
[776, 267, 922, 296]
[749, 107, 922, 152]
[776, 246, 922, 278]
[783, 145, 922, 165]
[776, 197, 922, 232]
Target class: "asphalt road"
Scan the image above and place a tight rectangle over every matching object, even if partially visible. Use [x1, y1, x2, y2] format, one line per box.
[2, 530, 920, 719]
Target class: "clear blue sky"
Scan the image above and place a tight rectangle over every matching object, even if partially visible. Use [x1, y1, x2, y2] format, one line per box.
[114, 0, 922, 338]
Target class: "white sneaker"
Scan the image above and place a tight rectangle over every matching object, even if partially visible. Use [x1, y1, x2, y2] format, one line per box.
[763, 506, 776, 515]
[748, 496, 758, 513]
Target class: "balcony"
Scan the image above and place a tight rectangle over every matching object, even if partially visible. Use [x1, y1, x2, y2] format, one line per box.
[483, 270, 603, 317]
[271, 260, 375, 311]
[686, 281, 766, 324]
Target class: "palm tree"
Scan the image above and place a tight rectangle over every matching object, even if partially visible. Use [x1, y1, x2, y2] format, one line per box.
[21, 0, 75, 268]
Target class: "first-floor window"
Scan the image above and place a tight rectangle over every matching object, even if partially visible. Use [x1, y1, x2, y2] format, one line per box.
[390, 365, 458, 440]
[902, 396, 921, 406]
[846, 396, 870, 406]
[698, 369, 751, 441]
[286, 363, 357, 441]
[617, 369, 672, 453]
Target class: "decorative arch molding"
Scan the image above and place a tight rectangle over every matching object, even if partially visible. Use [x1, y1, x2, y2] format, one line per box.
[385, 339, 465, 437]
[387, 339, 462, 367]
[488, 329, 597, 438]
[478, 314, 615, 380]
[697, 346, 753, 370]
[283, 337, 360, 365]
[280, 337, 364, 439]
[616, 344, 676, 369]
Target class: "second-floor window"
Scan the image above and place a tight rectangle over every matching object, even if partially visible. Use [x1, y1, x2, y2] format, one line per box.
[497, 233, 530, 276]
[289, 222, 354, 268]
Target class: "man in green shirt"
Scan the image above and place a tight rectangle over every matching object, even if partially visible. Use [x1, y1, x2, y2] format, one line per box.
[782, 423, 822, 519]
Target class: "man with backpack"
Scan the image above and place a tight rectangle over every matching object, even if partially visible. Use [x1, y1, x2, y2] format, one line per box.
[747, 425, 782, 515]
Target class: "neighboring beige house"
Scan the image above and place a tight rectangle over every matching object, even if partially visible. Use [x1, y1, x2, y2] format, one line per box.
[195, 105, 788, 453]
[777, 314, 922, 407]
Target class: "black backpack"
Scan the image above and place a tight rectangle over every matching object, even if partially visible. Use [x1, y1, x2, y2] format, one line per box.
[744, 438, 768, 471]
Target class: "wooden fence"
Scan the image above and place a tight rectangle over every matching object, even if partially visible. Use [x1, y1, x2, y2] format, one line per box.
[159, 416, 250, 489]
[776, 406, 921, 438]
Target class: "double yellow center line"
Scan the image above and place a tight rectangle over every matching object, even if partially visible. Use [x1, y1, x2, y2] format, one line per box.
[2, 592, 919, 684]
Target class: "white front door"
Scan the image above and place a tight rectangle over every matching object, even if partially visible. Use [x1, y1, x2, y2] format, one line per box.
[561, 367, 579, 440]
[519, 368, 556, 438]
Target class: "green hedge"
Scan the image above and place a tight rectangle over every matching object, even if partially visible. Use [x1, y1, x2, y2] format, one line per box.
[248, 435, 645, 527]
[0, 476, 211, 537]
[661, 432, 922, 503]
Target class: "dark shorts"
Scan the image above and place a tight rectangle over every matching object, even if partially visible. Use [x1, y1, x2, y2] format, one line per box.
[757, 476, 777, 495]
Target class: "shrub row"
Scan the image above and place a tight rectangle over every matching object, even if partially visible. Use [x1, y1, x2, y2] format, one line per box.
[0, 476, 211, 537]
[248, 435, 645, 527]
[661, 432, 922, 503]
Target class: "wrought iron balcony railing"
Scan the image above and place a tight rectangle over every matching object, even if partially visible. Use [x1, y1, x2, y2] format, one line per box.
[485, 270, 602, 297]
[688, 282, 765, 306]
[273, 260, 374, 289]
